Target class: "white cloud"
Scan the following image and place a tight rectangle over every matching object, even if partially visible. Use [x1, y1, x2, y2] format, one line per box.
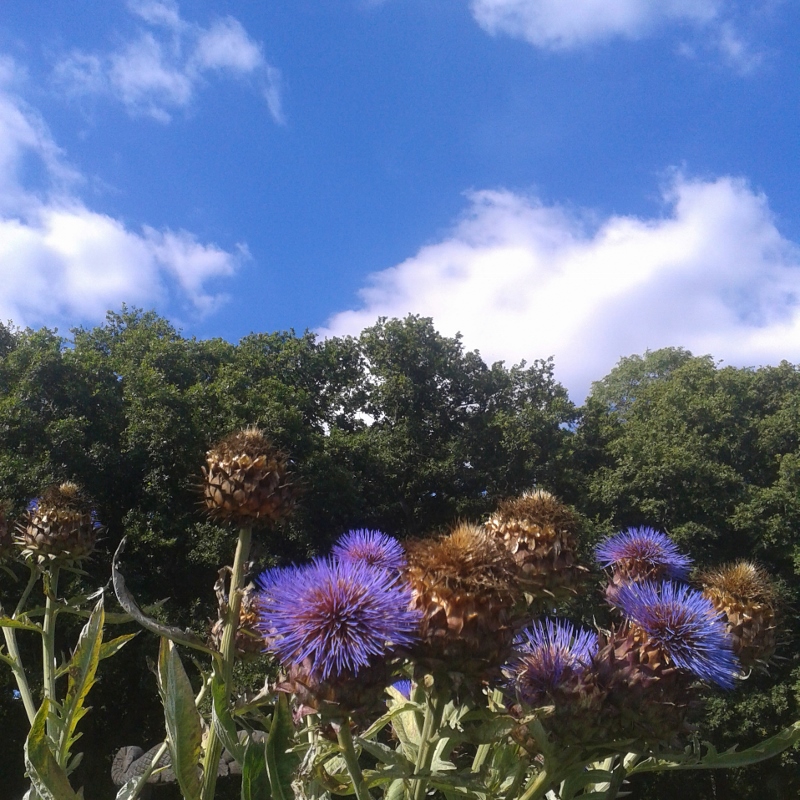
[0, 59, 240, 328]
[54, 1, 283, 124]
[321, 175, 800, 401]
[468, 0, 769, 64]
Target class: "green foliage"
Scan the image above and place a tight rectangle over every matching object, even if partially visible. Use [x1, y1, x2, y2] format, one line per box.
[1, 313, 799, 798]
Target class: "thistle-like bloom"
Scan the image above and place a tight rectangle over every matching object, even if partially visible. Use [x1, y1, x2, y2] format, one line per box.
[509, 619, 598, 703]
[595, 527, 692, 582]
[257, 558, 420, 679]
[615, 580, 738, 689]
[332, 529, 406, 570]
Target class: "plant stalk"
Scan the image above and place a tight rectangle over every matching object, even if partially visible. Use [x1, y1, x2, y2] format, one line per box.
[412, 685, 447, 800]
[1, 625, 37, 725]
[337, 722, 373, 800]
[201, 525, 252, 800]
[42, 565, 61, 739]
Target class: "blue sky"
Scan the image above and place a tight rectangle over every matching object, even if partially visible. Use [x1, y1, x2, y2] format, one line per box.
[1, 0, 799, 399]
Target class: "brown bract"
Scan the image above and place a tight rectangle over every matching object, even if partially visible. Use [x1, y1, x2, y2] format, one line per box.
[700, 561, 777, 669]
[485, 489, 584, 598]
[16, 481, 100, 563]
[209, 583, 264, 660]
[202, 427, 295, 525]
[277, 657, 390, 723]
[592, 623, 694, 748]
[405, 523, 524, 682]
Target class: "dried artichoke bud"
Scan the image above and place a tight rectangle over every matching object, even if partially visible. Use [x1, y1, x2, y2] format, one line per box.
[485, 489, 585, 599]
[17, 482, 101, 563]
[700, 561, 777, 669]
[209, 582, 264, 660]
[405, 523, 525, 684]
[202, 427, 295, 525]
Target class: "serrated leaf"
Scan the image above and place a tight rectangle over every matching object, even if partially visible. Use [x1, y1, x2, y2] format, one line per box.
[57, 596, 105, 766]
[157, 638, 203, 800]
[629, 721, 800, 774]
[266, 692, 299, 800]
[24, 699, 82, 800]
[0, 616, 42, 632]
[241, 737, 270, 800]
[211, 668, 246, 764]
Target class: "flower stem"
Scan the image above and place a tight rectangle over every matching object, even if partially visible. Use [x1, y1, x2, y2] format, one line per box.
[0, 566, 40, 726]
[2, 626, 37, 725]
[42, 565, 61, 740]
[201, 525, 252, 800]
[337, 721, 373, 800]
[412, 685, 447, 800]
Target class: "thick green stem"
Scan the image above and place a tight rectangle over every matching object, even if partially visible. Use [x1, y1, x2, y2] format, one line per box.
[412, 686, 447, 800]
[337, 722, 373, 800]
[42, 566, 61, 740]
[201, 525, 252, 800]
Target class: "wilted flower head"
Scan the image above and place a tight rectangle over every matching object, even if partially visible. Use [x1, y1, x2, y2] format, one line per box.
[510, 619, 598, 704]
[257, 558, 419, 680]
[615, 580, 738, 688]
[596, 527, 692, 582]
[332, 529, 406, 570]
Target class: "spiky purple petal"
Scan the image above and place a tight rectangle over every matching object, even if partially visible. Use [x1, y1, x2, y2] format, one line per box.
[595, 527, 692, 581]
[257, 558, 419, 679]
[509, 619, 598, 702]
[331, 529, 407, 571]
[615, 580, 739, 689]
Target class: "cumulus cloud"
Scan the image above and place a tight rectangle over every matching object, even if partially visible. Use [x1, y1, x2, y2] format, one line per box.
[321, 174, 800, 401]
[0, 58, 240, 328]
[468, 0, 763, 68]
[54, 0, 284, 123]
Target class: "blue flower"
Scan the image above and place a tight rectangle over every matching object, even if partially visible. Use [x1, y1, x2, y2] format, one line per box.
[331, 529, 406, 571]
[257, 558, 419, 680]
[391, 679, 412, 698]
[509, 619, 598, 703]
[595, 527, 692, 581]
[615, 580, 739, 689]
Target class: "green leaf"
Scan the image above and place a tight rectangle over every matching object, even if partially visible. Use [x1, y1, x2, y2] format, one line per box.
[357, 738, 413, 772]
[629, 722, 800, 774]
[24, 699, 82, 800]
[211, 667, 246, 764]
[57, 596, 105, 766]
[265, 693, 299, 800]
[157, 638, 203, 800]
[99, 632, 138, 661]
[0, 616, 42, 633]
[241, 737, 270, 800]
[113, 538, 216, 656]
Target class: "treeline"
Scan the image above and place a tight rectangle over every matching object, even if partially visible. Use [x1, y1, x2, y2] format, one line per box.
[0, 309, 798, 798]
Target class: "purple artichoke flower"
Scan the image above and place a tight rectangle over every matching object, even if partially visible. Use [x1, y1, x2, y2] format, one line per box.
[331, 529, 407, 571]
[257, 558, 419, 680]
[615, 580, 739, 689]
[595, 527, 692, 582]
[509, 618, 598, 703]
[391, 679, 412, 699]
